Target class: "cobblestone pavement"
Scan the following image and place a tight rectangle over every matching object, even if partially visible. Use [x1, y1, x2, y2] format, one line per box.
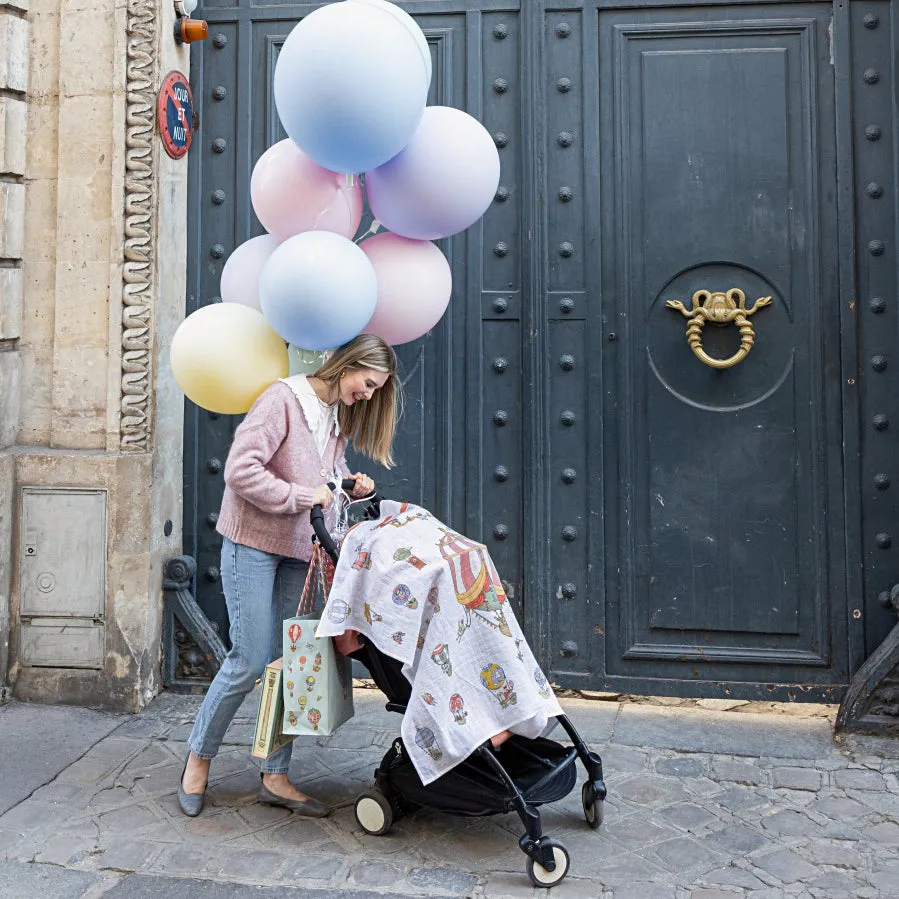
[1, 688, 897, 898]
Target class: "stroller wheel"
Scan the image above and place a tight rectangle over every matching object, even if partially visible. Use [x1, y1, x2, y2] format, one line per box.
[582, 782, 604, 829]
[526, 841, 570, 888]
[354, 790, 394, 836]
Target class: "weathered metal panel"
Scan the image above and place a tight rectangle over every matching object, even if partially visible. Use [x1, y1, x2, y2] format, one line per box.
[20, 488, 106, 619]
[20, 619, 105, 669]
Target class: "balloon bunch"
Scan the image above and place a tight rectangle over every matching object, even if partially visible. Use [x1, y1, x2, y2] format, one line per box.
[171, 0, 500, 415]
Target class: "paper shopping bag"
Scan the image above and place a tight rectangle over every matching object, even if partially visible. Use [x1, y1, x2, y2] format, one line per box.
[281, 545, 354, 736]
[251, 659, 296, 759]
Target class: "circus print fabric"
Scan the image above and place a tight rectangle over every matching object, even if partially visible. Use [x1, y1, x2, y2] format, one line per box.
[316, 500, 563, 785]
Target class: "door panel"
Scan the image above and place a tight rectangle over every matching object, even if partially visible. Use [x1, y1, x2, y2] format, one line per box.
[596, 5, 847, 684]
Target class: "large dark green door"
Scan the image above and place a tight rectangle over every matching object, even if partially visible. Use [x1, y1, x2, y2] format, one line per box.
[186, 1, 891, 698]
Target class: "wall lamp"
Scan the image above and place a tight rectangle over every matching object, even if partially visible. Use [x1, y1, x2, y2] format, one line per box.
[174, 0, 208, 44]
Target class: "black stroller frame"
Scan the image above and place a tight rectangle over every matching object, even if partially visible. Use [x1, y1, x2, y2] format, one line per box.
[312, 482, 608, 888]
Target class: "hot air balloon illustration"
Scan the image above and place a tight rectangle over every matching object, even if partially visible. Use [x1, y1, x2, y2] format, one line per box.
[414, 726, 443, 761]
[534, 666, 551, 698]
[327, 598, 350, 623]
[438, 529, 510, 639]
[430, 643, 452, 676]
[298, 696, 307, 712]
[427, 585, 441, 613]
[352, 549, 372, 570]
[286, 680, 295, 697]
[421, 692, 435, 705]
[391, 631, 405, 644]
[449, 693, 468, 724]
[299, 656, 307, 666]
[480, 663, 517, 708]
[392, 584, 419, 609]
[288, 623, 302, 652]
[313, 653, 322, 673]
[393, 547, 426, 569]
[306, 675, 316, 692]
[287, 711, 298, 727]
[307, 708, 321, 731]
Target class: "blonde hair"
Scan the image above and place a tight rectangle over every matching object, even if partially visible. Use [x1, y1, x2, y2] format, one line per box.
[314, 334, 402, 467]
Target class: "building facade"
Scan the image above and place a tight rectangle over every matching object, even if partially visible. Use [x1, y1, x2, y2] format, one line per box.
[1, 0, 898, 716]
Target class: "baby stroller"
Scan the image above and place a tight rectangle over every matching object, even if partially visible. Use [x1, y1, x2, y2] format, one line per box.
[311, 481, 608, 888]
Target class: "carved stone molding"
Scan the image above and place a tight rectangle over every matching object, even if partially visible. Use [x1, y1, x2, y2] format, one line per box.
[121, 0, 158, 453]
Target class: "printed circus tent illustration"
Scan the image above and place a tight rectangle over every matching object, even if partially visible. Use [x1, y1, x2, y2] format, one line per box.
[436, 528, 511, 639]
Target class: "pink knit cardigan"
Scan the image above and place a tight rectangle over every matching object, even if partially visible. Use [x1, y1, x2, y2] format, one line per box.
[216, 381, 350, 561]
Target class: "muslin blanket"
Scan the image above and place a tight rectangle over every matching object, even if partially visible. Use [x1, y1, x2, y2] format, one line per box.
[316, 500, 563, 785]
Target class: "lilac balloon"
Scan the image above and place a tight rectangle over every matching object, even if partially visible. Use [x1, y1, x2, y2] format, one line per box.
[365, 106, 501, 240]
[360, 233, 452, 345]
[220, 234, 280, 311]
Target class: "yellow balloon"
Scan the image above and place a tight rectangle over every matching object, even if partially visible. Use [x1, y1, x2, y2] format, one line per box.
[170, 303, 288, 414]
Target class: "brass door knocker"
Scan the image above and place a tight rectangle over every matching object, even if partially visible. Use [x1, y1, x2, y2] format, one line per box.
[667, 288, 772, 369]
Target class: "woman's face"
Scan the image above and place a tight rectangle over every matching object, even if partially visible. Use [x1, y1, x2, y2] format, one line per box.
[338, 367, 390, 406]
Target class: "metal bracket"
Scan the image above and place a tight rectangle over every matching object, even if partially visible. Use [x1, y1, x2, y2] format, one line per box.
[836, 585, 899, 735]
[163, 555, 227, 691]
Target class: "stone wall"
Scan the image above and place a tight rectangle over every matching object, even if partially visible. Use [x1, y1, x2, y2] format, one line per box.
[0, 0, 188, 710]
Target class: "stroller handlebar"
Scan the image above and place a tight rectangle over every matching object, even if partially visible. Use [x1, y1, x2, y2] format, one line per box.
[310, 478, 379, 564]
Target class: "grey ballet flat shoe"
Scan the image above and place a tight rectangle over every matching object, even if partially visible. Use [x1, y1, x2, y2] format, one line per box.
[258, 779, 329, 817]
[178, 756, 206, 817]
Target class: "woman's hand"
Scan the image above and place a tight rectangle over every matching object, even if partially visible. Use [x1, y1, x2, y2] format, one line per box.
[312, 484, 334, 509]
[348, 472, 375, 498]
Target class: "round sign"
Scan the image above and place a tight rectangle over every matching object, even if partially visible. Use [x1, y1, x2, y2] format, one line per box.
[157, 70, 194, 159]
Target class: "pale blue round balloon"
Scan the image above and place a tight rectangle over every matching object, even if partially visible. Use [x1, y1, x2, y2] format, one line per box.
[274, 1, 429, 175]
[259, 231, 378, 351]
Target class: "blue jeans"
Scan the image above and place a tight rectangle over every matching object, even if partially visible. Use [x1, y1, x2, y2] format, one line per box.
[188, 538, 309, 775]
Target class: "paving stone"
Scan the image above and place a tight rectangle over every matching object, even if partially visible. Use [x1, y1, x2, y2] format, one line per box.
[613, 775, 686, 807]
[772, 768, 822, 792]
[755, 849, 818, 884]
[798, 840, 859, 870]
[212, 849, 290, 880]
[0, 801, 62, 830]
[97, 803, 159, 834]
[867, 868, 899, 894]
[862, 820, 899, 846]
[649, 836, 726, 873]
[655, 757, 706, 777]
[703, 865, 767, 890]
[691, 891, 742, 899]
[93, 838, 160, 872]
[807, 871, 866, 897]
[715, 786, 769, 812]
[482, 872, 539, 898]
[759, 810, 818, 837]
[34, 834, 96, 866]
[612, 883, 677, 899]
[0, 860, 105, 899]
[704, 824, 772, 855]
[607, 814, 681, 848]
[658, 802, 719, 832]
[578, 851, 665, 885]
[347, 859, 406, 889]
[278, 853, 345, 884]
[833, 769, 886, 791]
[407, 866, 476, 895]
[810, 796, 869, 820]
[102, 874, 388, 898]
[713, 760, 764, 785]
[696, 699, 750, 712]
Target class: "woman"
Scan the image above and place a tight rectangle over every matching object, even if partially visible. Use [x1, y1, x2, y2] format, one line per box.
[178, 334, 401, 818]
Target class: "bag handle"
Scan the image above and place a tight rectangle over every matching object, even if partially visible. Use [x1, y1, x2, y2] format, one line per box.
[296, 543, 335, 616]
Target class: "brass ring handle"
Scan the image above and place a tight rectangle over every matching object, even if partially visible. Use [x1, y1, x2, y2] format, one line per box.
[667, 288, 772, 370]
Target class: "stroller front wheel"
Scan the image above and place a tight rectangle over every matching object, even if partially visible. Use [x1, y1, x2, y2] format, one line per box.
[582, 781, 604, 829]
[526, 841, 570, 888]
[354, 790, 394, 836]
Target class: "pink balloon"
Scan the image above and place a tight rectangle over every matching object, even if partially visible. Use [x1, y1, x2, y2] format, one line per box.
[361, 233, 452, 345]
[220, 234, 280, 311]
[251, 139, 364, 242]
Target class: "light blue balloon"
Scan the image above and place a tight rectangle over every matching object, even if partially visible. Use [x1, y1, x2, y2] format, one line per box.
[259, 231, 378, 351]
[351, 0, 432, 85]
[274, 1, 429, 175]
